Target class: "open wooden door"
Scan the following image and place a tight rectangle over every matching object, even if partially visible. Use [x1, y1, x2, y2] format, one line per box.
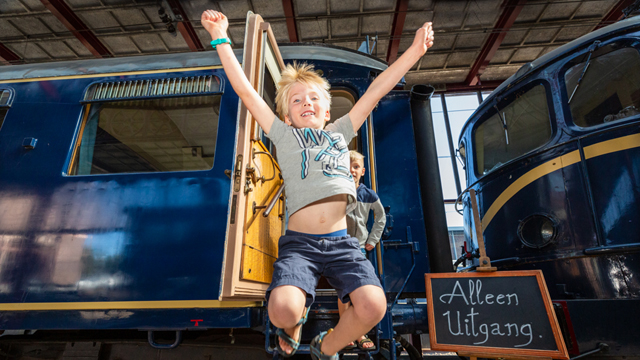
[220, 13, 286, 300]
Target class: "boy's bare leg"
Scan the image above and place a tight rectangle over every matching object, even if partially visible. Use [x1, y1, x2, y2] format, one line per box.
[337, 300, 372, 348]
[337, 299, 349, 316]
[268, 285, 308, 355]
[321, 285, 386, 355]
[336, 299, 355, 346]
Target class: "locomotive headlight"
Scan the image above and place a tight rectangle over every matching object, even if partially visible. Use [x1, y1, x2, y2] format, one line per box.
[540, 220, 555, 241]
[518, 214, 557, 249]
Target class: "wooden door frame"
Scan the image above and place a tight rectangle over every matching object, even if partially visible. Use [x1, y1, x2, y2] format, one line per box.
[220, 13, 286, 301]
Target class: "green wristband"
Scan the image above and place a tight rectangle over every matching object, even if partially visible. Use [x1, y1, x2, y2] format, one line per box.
[211, 38, 232, 49]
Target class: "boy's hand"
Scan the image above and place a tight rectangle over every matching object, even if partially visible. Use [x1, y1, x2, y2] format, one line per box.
[201, 10, 229, 40]
[365, 244, 375, 251]
[411, 22, 435, 56]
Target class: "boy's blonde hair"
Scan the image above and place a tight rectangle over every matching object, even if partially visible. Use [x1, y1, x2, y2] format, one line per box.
[276, 62, 332, 117]
[349, 150, 365, 163]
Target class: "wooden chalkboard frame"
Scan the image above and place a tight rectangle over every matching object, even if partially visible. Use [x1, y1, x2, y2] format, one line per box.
[425, 270, 569, 360]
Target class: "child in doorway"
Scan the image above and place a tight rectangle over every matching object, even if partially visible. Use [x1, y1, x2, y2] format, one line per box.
[340, 150, 387, 351]
[201, 10, 433, 360]
[347, 150, 386, 254]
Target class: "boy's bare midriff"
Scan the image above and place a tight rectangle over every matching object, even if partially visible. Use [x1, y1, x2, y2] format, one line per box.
[286, 194, 348, 234]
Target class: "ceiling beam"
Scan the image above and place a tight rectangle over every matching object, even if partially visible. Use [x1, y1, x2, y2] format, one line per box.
[0, 42, 22, 65]
[282, 0, 299, 42]
[594, 0, 636, 30]
[441, 80, 503, 93]
[165, 0, 204, 51]
[465, 0, 526, 86]
[40, 0, 112, 58]
[386, 0, 409, 64]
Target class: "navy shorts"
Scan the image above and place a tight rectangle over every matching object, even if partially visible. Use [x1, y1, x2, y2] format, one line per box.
[266, 230, 382, 307]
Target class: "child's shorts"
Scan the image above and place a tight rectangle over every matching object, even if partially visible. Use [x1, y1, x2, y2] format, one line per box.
[266, 230, 382, 307]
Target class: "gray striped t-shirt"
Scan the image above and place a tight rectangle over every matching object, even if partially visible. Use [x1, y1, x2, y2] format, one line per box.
[266, 114, 357, 216]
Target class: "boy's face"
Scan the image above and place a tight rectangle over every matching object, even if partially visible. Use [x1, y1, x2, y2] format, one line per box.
[350, 158, 365, 185]
[284, 82, 330, 129]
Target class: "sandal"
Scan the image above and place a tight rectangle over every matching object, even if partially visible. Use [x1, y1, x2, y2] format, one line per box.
[310, 329, 339, 360]
[356, 335, 376, 351]
[275, 307, 310, 357]
[343, 341, 356, 351]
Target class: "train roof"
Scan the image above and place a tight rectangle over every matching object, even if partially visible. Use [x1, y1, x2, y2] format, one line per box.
[459, 15, 640, 139]
[0, 43, 388, 82]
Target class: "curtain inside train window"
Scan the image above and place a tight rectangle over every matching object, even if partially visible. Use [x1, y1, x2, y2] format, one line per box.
[565, 46, 640, 127]
[69, 95, 221, 175]
[474, 84, 552, 175]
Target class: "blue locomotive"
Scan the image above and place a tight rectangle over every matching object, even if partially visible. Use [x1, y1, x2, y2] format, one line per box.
[458, 14, 640, 358]
[0, 13, 443, 359]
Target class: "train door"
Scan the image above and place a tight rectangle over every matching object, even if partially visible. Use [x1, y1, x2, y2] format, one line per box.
[220, 13, 286, 300]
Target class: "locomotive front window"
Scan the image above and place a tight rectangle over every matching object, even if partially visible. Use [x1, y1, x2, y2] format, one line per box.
[564, 46, 640, 127]
[474, 84, 551, 175]
[69, 95, 221, 175]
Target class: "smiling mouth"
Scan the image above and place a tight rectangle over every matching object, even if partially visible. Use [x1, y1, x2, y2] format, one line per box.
[301, 111, 315, 117]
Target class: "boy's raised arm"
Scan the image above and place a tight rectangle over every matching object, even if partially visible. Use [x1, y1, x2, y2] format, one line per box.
[201, 10, 276, 134]
[348, 22, 434, 133]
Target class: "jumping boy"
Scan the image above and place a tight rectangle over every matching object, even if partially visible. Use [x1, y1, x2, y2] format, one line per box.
[201, 10, 433, 360]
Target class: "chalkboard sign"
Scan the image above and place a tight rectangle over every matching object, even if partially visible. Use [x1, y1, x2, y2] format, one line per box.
[425, 270, 568, 359]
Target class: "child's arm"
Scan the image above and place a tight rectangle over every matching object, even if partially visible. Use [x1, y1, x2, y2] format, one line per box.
[365, 198, 387, 251]
[201, 10, 276, 134]
[348, 22, 434, 133]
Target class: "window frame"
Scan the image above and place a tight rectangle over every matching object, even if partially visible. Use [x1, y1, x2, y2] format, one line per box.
[66, 80, 224, 176]
[458, 139, 468, 179]
[559, 38, 640, 131]
[0, 88, 15, 133]
[0, 88, 14, 107]
[219, 12, 287, 301]
[471, 80, 556, 177]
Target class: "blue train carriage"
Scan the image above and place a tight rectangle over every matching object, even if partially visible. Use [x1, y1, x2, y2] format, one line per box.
[0, 13, 434, 354]
[458, 15, 640, 357]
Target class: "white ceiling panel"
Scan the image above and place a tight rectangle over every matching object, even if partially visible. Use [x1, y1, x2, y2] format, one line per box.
[295, 0, 326, 16]
[331, 17, 359, 38]
[364, 0, 395, 12]
[361, 14, 392, 35]
[299, 19, 328, 41]
[330, 0, 361, 13]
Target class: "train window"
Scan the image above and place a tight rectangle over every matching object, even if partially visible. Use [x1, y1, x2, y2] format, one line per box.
[257, 44, 279, 152]
[474, 84, 551, 175]
[68, 95, 221, 175]
[0, 89, 13, 131]
[565, 46, 640, 127]
[329, 90, 357, 150]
